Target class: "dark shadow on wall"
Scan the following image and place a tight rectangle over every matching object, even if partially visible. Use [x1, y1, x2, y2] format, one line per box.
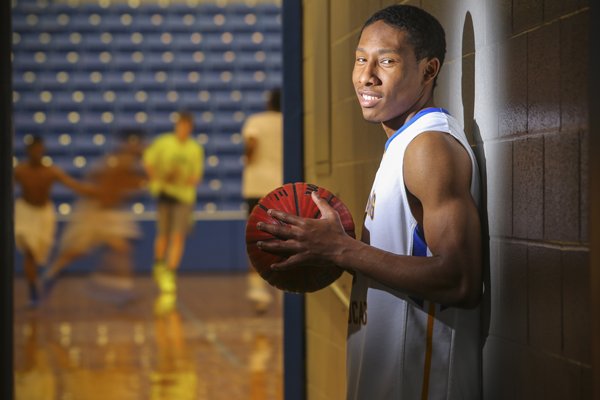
[461, 11, 491, 367]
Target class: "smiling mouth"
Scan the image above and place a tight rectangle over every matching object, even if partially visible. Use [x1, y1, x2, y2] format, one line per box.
[358, 92, 382, 108]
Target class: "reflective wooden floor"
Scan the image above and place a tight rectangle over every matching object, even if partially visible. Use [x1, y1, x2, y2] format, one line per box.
[14, 273, 283, 400]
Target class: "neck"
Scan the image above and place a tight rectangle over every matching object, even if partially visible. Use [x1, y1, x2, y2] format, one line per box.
[381, 90, 436, 138]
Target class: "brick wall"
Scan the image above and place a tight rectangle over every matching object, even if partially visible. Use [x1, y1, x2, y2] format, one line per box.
[479, 1, 591, 398]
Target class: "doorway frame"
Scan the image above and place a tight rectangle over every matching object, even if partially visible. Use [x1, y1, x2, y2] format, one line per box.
[281, 1, 306, 400]
[0, 0, 14, 398]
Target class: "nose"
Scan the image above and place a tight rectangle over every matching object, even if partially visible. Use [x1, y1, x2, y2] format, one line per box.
[356, 61, 380, 87]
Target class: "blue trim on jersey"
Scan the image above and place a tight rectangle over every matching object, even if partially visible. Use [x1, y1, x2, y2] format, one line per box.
[384, 107, 450, 151]
[412, 224, 428, 257]
[410, 224, 428, 308]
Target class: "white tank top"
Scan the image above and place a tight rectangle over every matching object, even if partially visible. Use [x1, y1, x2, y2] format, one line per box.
[347, 108, 481, 400]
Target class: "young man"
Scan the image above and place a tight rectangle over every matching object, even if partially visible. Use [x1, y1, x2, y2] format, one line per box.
[14, 136, 95, 306]
[256, 5, 482, 399]
[242, 89, 283, 313]
[43, 130, 147, 301]
[143, 112, 204, 294]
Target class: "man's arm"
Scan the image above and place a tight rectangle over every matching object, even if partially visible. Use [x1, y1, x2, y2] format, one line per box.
[256, 132, 482, 308]
[244, 136, 258, 164]
[52, 166, 98, 197]
[186, 144, 204, 186]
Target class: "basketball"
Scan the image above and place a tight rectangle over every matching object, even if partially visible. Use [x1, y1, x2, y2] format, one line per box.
[245, 182, 356, 293]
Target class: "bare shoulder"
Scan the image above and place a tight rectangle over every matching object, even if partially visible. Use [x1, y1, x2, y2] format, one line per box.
[404, 131, 472, 199]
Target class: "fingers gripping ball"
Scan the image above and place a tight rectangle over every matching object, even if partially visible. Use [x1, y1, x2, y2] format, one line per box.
[245, 182, 356, 293]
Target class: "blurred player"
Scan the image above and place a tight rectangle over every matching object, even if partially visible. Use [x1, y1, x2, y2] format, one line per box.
[143, 112, 204, 294]
[242, 89, 282, 313]
[43, 130, 147, 302]
[14, 136, 95, 307]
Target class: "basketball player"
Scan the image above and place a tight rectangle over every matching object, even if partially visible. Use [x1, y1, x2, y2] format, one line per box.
[14, 136, 96, 307]
[143, 112, 204, 294]
[42, 130, 147, 301]
[242, 89, 283, 313]
[255, 5, 482, 399]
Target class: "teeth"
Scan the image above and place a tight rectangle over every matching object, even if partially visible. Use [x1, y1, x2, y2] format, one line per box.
[362, 94, 378, 101]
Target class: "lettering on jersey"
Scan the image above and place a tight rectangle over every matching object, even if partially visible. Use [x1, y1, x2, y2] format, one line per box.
[348, 300, 367, 326]
[365, 191, 376, 220]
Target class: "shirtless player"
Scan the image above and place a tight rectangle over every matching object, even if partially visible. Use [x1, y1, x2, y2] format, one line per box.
[14, 136, 95, 307]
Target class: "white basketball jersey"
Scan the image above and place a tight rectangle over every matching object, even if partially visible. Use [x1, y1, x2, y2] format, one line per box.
[346, 108, 481, 400]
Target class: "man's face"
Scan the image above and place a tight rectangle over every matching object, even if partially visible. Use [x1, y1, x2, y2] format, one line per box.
[26, 142, 44, 163]
[175, 119, 193, 140]
[353, 21, 430, 133]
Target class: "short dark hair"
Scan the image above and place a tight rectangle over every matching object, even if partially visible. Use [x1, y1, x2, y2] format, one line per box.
[117, 128, 145, 142]
[177, 111, 194, 125]
[362, 5, 446, 68]
[26, 135, 44, 148]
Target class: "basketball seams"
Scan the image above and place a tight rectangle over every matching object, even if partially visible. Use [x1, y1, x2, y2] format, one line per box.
[292, 182, 300, 216]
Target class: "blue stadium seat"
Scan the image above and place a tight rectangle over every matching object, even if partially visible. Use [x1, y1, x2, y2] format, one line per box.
[222, 179, 243, 197]
[211, 133, 244, 154]
[145, 91, 170, 109]
[264, 33, 282, 50]
[98, 14, 131, 32]
[131, 72, 167, 90]
[86, 91, 114, 110]
[227, 3, 254, 15]
[110, 50, 138, 70]
[256, 14, 281, 32]
[15, 32, 47, 50]
[186, 14, 223, 32]
[72, 134, 108, 156]
[82, 33, 113, 50]
[112, 32, 137, 49]
[17, 91, 45, 110]
[265, 51, 282, 69]
[213, 91, 242, 110]
[113, 91, 145, 110]
[178, 91, 211, 111]
[241, 90, 268, 109]
[235, 51, 265, 69]
[12, 51, 39, 69]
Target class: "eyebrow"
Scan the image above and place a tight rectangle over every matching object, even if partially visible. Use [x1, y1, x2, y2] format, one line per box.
[355, 47, 401, 55]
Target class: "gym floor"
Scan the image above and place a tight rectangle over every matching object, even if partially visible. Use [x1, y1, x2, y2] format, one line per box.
[13, 273, 283, 400]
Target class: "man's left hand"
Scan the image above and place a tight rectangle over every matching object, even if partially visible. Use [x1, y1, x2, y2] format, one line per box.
[256, 191, 350, 271]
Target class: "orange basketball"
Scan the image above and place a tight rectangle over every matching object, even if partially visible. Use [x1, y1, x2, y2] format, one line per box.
[245, 182, 355, 293]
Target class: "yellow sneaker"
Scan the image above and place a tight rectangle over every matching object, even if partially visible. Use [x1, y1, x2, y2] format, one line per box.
[153, 292, 177, 315]
[152, 261, 166, 283]
[157, 267, 177, 293]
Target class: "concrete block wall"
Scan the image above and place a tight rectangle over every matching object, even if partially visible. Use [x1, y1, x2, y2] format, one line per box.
[481, 0, 592, 398]
[301, 0, 591, 399]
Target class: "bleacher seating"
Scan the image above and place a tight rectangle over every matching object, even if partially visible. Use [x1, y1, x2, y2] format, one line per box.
[12, 0, 282, 215]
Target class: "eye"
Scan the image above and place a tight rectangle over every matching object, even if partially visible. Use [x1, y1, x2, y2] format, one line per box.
[355, 56, 367, 63]
[380, 58, 394, 65]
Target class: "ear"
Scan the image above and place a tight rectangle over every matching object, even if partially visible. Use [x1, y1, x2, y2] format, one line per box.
[422, 57, 441, 85]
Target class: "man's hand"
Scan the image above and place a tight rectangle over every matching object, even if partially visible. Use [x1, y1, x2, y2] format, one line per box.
[256, 191, 351, 270]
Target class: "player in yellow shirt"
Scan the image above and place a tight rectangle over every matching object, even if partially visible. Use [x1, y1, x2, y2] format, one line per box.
[143, 112, 204, 293]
